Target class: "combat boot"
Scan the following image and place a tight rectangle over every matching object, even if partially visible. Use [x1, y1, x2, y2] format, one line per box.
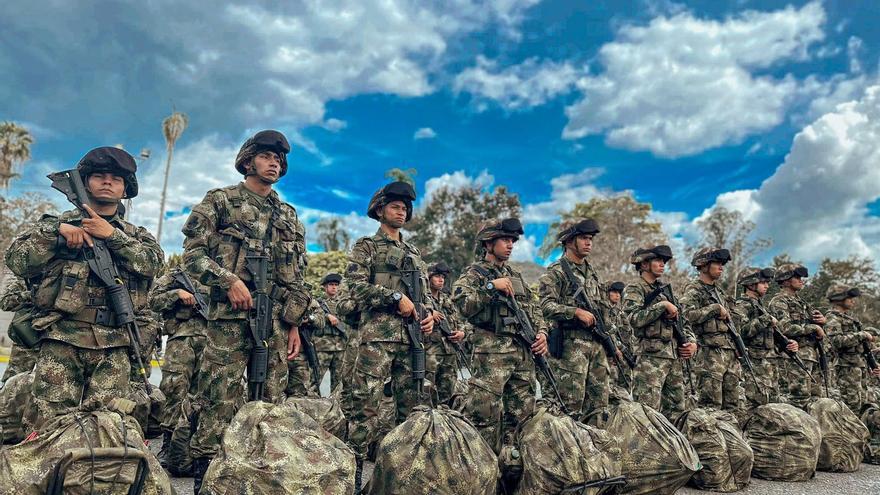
[192, 457, 211, 494]
[354, 457, 363, 495]
[158, 430, 172, 470]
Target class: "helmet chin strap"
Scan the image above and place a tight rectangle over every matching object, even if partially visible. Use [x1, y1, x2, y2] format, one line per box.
[246, 165, 279, 185]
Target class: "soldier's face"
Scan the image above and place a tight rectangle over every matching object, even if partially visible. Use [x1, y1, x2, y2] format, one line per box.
[380, 200, 408, 228]
[707, 261, 724, 280]
[608, 291, 621, 304]
[787, 276, 805, 290]
[251, 151, 282, 182]
[842, 297, 857, 310]
[87, 172, 125, 202]
[755, 281, 769, 296]
[489, 237, 515, 261]
[569, 234, 593, 256]
[324, 282, 339, 297]
[649, 258, 666, 276]
[430, 274, 445, 291]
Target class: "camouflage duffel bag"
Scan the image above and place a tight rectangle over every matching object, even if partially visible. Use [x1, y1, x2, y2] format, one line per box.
[675, 408, 753, 492]
[284, 395, 347, 440]
[368, 406, 499, 495]
[603, 400, 700, 495]
[0, 371, 34, 444]
[744, 402, 821, 481]
[0, 402, 172, 495]
[861, 401, 880, 464]
[515, 402, 623, 495]
[202, 401, 355, 495]
[807, 398, 869, 472]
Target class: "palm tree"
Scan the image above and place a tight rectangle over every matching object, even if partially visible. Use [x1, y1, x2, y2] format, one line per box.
[157, 111, 188, 243]
[0, 122, 34, 188]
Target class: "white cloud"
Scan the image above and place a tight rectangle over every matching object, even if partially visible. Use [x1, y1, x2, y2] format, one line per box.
[413, 127, 437, 140]
[563, 1, 827, 158]
[511, 234, 540, 262]
[422, 169, 494, 204]
[453, 56, 579, 110]
[522, 168, 606, 223]
[322, 118, 348, 132]
[702, 84, 880, 264]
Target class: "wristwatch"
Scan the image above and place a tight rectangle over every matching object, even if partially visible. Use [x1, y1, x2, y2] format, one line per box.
[485, 282, 495, 291]
[392, 292, 403, 302]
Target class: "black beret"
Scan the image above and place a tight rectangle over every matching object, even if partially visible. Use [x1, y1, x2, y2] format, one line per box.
[428, 262, 451, 276]
[607, 281, 625, 293]
[321, 273, 342, 285]
[76, 146, 138, 198]
[557, 218, 600, 243]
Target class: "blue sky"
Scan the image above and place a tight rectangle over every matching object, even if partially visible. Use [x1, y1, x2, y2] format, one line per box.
[3, 0, 880, 266]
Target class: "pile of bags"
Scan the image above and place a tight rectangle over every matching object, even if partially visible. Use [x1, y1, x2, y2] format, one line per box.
[807, 398, 869, 472]
[0, 371, 34, 444]
[861, 401, 880, 465]
[675, 408, 753, 492]
[744, 403, 821, 481]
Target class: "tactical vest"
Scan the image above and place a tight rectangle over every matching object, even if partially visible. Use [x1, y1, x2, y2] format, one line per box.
[554, 259, 604, 339]
[635, 284, 674, 343]
[740, 298, 774, 354]
[468, 263, 528, 335]
[829, 311, 865, 367]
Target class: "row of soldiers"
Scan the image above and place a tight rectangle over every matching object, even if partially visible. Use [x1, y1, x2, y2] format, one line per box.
[2, 128, 879, 495]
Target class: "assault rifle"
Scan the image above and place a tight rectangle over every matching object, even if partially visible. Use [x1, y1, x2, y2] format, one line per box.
[48, 169, 152, 392]
[436, 313, 472, 376]
[170, 270, 209, 319]
[706, 287, 760, 391]
[558, 259, 633, 388]
[806, 304, 830, 397]
[399, 255, 427, 397]
[244, 245, 272, 401]
[317, 299, 347, 337]
[299, 316, 322, 391]
[644, 284, 696, 397]
[839, 312, 880, 379]
[751, 300, 815, 381]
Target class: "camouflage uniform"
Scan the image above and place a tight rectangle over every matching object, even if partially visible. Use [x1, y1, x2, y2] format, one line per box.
[538, 256, 609, 421]
[312, 295, 349, 393]
[5, 204, 162, 428]
[735, 294, 781, 408]
[680, 279, 742, 415]
[826, 284, 876, 415]
[148, 271, 209, 436]
[768, 266, 824, 410]
[453, 251, 546, 452]
[607, 302, 633, 389]
[426, 288, 464, 406]
[0, 277, 39, 382]
[344, 226, 433, 459]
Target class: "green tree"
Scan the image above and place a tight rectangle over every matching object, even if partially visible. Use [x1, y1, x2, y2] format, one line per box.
[305, 251, 349, 298]
[0, 121, 34, 188]
[801, 256, 880, 323]
[407, 184, 520, 276]
[0, 193, 57, 263]
[315, 217, 351, 252]
[384, 167, 417, 187]
[693, 206, 771, 295]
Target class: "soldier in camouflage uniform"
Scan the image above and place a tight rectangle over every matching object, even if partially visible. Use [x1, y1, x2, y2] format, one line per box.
[538, 218, 615, 422]
[0, 276, 39, 382]
[734, 267, 800, 409]
[452, 217, 549, 453]
[623, 245, 697, 421]
[285, 297, 325, 397]
[768, 264, 827, 410]
[606, 281, 633, 390]
[181, 130, 311, 493]
[148, 268, 209, 471]
[344, 181, 435, 491]
[4, 147, 164, 429]
[426, 262, 466, 406]
[680, 247, 743, 416]
[312, 273, 349, 393]
[826, 284, 880, 414]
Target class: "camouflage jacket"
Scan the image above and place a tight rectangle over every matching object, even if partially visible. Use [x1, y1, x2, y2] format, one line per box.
[181, 183, 310, 325]
[607, 305, 633, 350]
[148, 271, 208, 339]
[333, 282, 361, 329]
[452, 259, 548, 354]
[538, 257, 608, 340]
[768, 291, 821, 362]
[427, 289, 465, 353]
[827, 310, 872, 367]
[4, 208, 163, 350]
[345, 228, 433, 343]
[622, 276, 695, 359]
[680, 279, 735, 349]
[734, 295, 778, 359]
[306, 296, 348, 352]
[0, 276, 30, 312]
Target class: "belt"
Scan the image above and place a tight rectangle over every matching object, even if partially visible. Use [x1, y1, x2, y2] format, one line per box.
[70, 307, 119, 327]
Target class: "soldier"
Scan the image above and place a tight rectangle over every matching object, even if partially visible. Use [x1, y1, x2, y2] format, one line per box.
[148, 268, 209, 472]
[623, 245, 697, 420]
[734, 267, 799, 409]
[826, 284, 880, 414]
[181, 130, 311, 493]
[4, 147, 164, 428]
[680, 247, 743, 416]
[452, 217, 548, 453]
[537, 218, 613, 422]
[312, 273, 349, 394]
[0, 276, 39, 382]
[345, 181, 434, 491]
[426, 262, 466, 406]
[768, 264, 826, 410]
[606, 281, 633, 390]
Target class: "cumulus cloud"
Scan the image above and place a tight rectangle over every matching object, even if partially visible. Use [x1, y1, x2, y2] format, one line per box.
[705, 84, 880, 264]
[454, 56, 579, 110]
[413, 127, 438, 140]
[563, 1, 827, 157]
[511, 234, 540, 262]
[522, 168, 606, 223]
[422, 169, 494, 203]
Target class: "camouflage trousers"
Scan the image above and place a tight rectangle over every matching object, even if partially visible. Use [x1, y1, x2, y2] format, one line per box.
[541, 337, 608, 422]
[318, 349, 345, 393]
[158, 334, 206, 431]
[348, 340, 425, 458]
[787, 358, 821, 410]
[285, 353, 320, 397]
[743, 355, 780, 410]
[29, 340, 130, 429]
[632, 354, 690, 421]
[463, 343, 536, 454]
[338, 329, 362, 421]
[837, 365, 869, 415]
[426, 342, 459, 406]
[1, 343, 38, 383]
[189, 319, 288, 459]
[697, 347, 742, 417]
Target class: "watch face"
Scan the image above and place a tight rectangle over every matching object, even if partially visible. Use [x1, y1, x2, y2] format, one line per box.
[486, 283, 494, 290]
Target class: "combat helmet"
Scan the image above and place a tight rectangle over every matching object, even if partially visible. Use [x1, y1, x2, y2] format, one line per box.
[737, 267, 775, 287]
[630, 244, 673, 268]
[476, 218, 524, 242]
[234, 130, 291, 178]
[556, 218, 600, 244]
[775, 263, 808, 282]
[428, 262, 451, 277]
[826, 283, 861, 302]
[77, 146, 139, 198]
[605, 281, 625, 293]
[691, 247, 731, 268]
[367, 181, 417, 222]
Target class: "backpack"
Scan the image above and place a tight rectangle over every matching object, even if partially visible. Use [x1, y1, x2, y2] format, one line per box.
[743, 403, 821, 481]
[675, 408, 753, 491]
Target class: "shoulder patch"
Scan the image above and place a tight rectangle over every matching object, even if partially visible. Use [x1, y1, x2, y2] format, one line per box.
[347, 263, 360, 273]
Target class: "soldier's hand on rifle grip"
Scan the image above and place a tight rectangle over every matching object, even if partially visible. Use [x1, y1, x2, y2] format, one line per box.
[228, 279, 254, 311]
[419, 312, 434, 334]
[786, 340, 799, 352]
[678, 342, 697, 359]
[574, 308, 596, 327]
[814, 327, 826, 340]
[812, 311, 827, 325]
[491, 277, 515, 297]
[531, 332, 549, 356]
[177, 289, 196, 306]
[871, 367, 880, 377]
[80, 204, 115, 239]
[59, 223, 94, 249]
[327, 314, 339, 326]
[286, 326, 301, 360]
[717, 305, 730, 321]
[662, 301, 679, 319]
[397, 294, 415, 317]
[864, 333, 875, 343]
[432, 310, 445, 322]
[449, 330, 466, 343]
